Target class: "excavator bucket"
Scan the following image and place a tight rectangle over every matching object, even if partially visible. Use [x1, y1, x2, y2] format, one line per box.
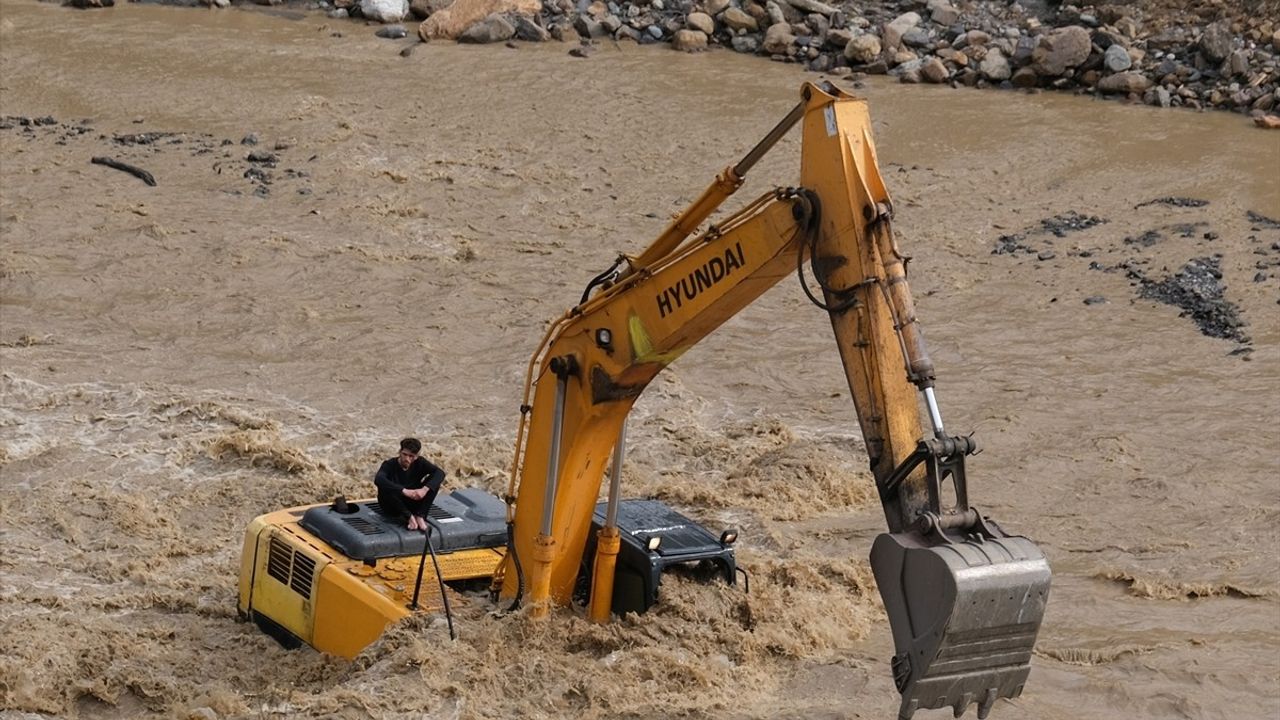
[871, 526, 1050, 720]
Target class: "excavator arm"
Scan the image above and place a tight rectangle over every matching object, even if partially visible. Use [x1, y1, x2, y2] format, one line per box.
[496, 82, 1050, 720]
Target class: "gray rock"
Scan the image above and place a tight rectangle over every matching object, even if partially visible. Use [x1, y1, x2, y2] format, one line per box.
[765, 1, 787, 27]
[825, 27, 852, 49]
[891, 57, 923, 77]
[360, 0, 408, 22]
[671, 28, 708, 50]
[785, 0, 835, 17]
[964, 29, 990, 46]
[376, 24, 408, 38]
[930, 4, 958, 26]
[806, 13, 828, 39]
[882, 11, 920, 51]
[731, 34, 760, 53]
[901, 27, 931, 48]
[327, 7, 348, 17]
[514, 16, 549, 41]
[1228, 50, 1249, 77]
[1199, 19, 1233, 64]
[979, 48, 1011, 81]
[459, 13, 515, 43]
[1097, 71, 1152, 94]
[920, 56, 948, 83]
[1103, 44, 1131, 72]
[647, 24, 664, 39]
[704, 0, 730, 15]
[1083, 296, 1107, 305]
[1273, 29, 1280, 53]
[685, 11, 714, 34]
[1011, 34, 1036, 65]
[1155, 86, 1171, 107]
[600, 14, 622, 33]
[574, 15, 606, 38]
[763, 22, 795, 54]
[723, 7, 756, 31]
[844, 32, 881, 63]
[1031, 25, 1091, 76]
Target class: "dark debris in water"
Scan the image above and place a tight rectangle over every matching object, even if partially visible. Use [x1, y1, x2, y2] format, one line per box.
[1040, 211, 1107, 238]
[1134, 197, 1210, 209]
[1125, 230, 1163, 247]
[992, 211, 1108, 256]
[1136, 256, 1250, 345]
[1246, 211, 1280, 230]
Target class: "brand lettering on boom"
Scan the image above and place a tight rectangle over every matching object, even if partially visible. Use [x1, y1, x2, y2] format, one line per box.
[655, 243, 747, 318]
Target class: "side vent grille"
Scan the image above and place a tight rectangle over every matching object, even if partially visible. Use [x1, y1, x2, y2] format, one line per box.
[291, 553, 315, 597]
[266, 535, 316, 600]
[342, 516, 384, 536]
[428, 505, 455, 520]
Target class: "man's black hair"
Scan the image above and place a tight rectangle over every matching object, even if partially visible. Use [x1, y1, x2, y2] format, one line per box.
[400, 437, 422, 454]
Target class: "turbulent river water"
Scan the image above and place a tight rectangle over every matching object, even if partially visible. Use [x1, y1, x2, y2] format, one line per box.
[1, 2, 1278, 718]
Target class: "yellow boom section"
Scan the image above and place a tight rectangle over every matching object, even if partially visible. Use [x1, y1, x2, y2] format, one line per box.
[499, 83, 926, 607]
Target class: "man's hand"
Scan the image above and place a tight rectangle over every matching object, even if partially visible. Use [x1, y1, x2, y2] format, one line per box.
[403, 487, 427, 501]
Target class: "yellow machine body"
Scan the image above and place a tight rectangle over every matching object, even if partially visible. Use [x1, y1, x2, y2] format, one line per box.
[236, 503, 503, 659]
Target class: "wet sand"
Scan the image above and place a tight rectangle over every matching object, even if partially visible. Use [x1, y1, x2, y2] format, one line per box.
[1, 2, 1278, 719]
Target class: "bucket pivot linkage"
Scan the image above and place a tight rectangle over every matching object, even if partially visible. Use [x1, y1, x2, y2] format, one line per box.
[871, 435, 1051, 720]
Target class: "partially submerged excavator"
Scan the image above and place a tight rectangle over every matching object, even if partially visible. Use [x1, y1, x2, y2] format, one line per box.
[238, 82, 1051, 720]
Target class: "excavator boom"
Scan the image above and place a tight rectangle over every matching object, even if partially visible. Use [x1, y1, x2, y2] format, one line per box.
[498, 82, 1051, 720]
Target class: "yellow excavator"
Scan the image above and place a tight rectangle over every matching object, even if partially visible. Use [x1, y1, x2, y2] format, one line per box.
[237, 82, 1051, 720]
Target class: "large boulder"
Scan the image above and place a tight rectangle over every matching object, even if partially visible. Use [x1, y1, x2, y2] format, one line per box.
[920, 57, 948, 83]
[685, 12, 715, 34]
[513, 16, 549, 41]
[1097, 71, 1152, 94]
[362, 0, 408, 23]
[979, 48, 1011, 81]
[763, 23, 795, 54]
[1031, 25, 1091, 76]
[458, 13, 515, 42]
[672, 28, 708, 51]
[844, 32, 881, 64]
[1199, 20, 1233, 64]
[1103, 44, 1131, 72]
[418, 0, 539, 39]
[882, 11, 920, 51]
[722, 7, 757, 32]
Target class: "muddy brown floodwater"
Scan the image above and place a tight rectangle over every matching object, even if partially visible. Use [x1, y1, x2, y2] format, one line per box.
[1, 1, 1278, 719]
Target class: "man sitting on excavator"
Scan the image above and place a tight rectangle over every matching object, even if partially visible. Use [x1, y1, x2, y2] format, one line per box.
[374, 437, 445, 532]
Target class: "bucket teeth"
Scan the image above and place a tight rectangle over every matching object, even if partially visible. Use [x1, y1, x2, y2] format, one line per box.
[871, 526, 1051, 719]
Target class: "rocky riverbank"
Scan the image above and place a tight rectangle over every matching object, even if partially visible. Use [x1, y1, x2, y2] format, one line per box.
[66, 0, 1280, 121]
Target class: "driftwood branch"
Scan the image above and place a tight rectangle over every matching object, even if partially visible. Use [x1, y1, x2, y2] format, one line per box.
[90, 156, 156, 186]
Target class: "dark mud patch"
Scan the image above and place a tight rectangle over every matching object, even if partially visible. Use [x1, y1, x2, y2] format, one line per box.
[1133, 197, 1209, 209]
[1246, 210, 1280, 230]
[1135, 256, 1250, 345]
[992, 211, 1109, 256]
